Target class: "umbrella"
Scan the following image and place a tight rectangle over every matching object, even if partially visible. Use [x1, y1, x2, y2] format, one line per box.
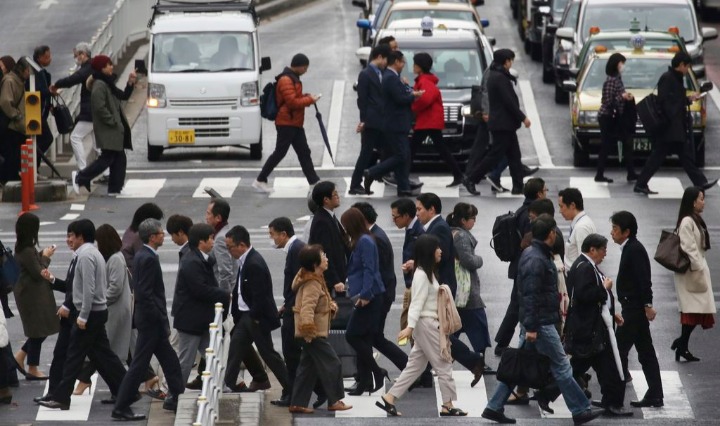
[314, 103, 334, 165]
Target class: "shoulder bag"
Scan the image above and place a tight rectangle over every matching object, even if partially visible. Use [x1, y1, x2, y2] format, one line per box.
[636, 84, 665, 135]
[654, 229, 690, 273]
[563, 299, 607, 359]
[330, 291, 354, 330]
[51, 94, 74, 134]
[496, 341, 552, 390]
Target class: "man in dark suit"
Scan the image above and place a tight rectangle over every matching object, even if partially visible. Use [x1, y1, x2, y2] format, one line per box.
[610, 211, 664, 408]
[113, 218, 185, 418]
[309, 181, 349, 294]
[363, 50, 423, 196]
[350, 44, 391, 195]
[224, 225, 290, 397]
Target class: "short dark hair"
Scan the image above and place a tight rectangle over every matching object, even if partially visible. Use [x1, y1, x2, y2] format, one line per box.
[671, 52, 692, 68]
[413, 52, 433, 73]
[532, 214, 556, 240]
[209, 198, 230, 222]
[446, 202, 478, 228]
[558, 187, 584, 211]
[73, 219, 96, 244]
[370, 44, 391, 61]
[391, 198, 416, 217]
[291, 53, 310, 67]
[606, 52, 626, 76]
[529, 198, 555, 217]
[311, 181, 336, 207]
[268, 217, 295, 237]
[581, 233, 608, 253]
[387, 50, 405, 66]
[416, 192, 442, 214]
[351, 202, 378, 224]
[130, 203, 164, 231]
[524, 178, 546, 200]
[299, 244, 324, 271]
[188, 224, 215, 248]
[493, 48, 515, 66]
[610, 211, 638, 237]
[226, 225, 251, 246]
[166, 214, 192, 236]
[33, 45, 50, 62]
[377, 36, 396, 46]
[96, 224, 122, 261]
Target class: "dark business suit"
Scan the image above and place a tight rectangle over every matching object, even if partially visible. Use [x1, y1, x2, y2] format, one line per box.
[115, 247, 184, 411]
[366, 68, 414, 192]
[45, 257, 78, 397]
[225, 248, 289, 391]
[308, 208, 349, 292]
[351, 64, 386, 189]
[615, 237, 663, 400]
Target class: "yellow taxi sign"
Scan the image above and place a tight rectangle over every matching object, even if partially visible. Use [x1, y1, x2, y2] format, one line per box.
[594, 45, 608, 53]
[668, 26, 680, 35]
[589, 26, 600, 35]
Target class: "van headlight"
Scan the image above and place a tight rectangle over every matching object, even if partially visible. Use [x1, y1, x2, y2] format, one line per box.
[241, 81, 259, 107]
[147, 83, 166, 108]
[578, 110, 598, 126]
[461, 105, 472, 117]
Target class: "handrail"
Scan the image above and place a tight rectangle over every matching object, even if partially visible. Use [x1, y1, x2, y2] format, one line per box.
[193, 303, 226, 426]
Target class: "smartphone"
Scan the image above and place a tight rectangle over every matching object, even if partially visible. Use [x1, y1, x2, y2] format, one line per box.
[398, 337, 408, 346]
[698, 92, 708, 99]
[51, 244, 57, 249]
[134, 59, 148, 75]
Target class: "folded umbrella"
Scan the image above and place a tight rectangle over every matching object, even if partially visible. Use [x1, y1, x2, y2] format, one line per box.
[314, 103, 334, 165]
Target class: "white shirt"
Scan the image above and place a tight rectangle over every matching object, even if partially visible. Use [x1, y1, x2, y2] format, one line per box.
[619, 238, 629, 252]
[423, 214, 441, 232]
[235, 247, 252, 312]
[200, 250, 210, 261]
[408, 216, 418, 230]
[282, 235, 298, 254]
[565, 212, 596, 269]
[143, 244, 158, 256]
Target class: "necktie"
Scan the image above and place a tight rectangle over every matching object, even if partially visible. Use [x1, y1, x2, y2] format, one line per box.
[68, 256, 77, 276]
[377, 69, 382, 83]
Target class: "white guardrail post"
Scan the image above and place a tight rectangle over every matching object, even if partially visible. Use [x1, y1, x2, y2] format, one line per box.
[195, 303, 226, 425]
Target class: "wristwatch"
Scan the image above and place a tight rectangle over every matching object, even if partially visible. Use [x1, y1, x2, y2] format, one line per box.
[644, 303, 653, 308]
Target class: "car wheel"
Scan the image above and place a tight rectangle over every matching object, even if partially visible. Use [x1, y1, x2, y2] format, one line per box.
[147, 144, 163, 162]
[250, 133, 263, 160]
[531, 42, 542, 61]
[554, 84, 567, 104]
[573, 141, 589, 167]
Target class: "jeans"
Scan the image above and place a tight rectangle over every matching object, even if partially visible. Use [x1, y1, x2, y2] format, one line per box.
[486, 325, 590, 416]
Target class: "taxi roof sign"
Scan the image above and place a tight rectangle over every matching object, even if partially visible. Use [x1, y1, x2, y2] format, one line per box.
[421, 15, 433, 35]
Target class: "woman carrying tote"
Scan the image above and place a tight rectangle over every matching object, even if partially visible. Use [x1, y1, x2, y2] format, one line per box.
[672, 186, 715, 362]
[376, 234, 466, 417]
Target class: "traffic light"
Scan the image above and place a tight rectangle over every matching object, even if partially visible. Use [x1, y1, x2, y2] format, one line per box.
[24, 91, 42, 136]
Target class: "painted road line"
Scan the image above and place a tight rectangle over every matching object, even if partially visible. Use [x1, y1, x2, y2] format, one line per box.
[70, 204, 85, 211]
[539, 394, 573, 419]
[496, 176, 529, 198]
[321, 80, 346, 169]
[36, 374, 98, 421]
[117, 179, 166, 198]
[569, 177, 611, 198]
[343, 177, 386, 198]
[336, 378, 387, 418]
[518, 80, 554, 168]
[631, 370, 693, 419]
[709, 87, 720, 116]
[60, 213, 80, 221]
[269, 177, 311, 199]
[192, 177, 241, 198]
[417, 176, 459, 199]
[648, 177, 685, 199]
[127, 166, 357, 174]
[433, 370, 487, 417]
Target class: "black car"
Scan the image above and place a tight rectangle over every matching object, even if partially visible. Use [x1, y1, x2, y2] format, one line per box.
[549, 0, 580, 102]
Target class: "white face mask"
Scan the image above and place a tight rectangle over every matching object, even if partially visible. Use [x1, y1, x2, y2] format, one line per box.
[75, 57, 83, 66]
[618, 63, 625, 74]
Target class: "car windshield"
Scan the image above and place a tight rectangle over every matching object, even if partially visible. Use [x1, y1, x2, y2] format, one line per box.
[554, 0, 570, 14]
[581, 57, 694, 91]
[562, 2, 580, 27]
[581, 4, 695, 43]
[152, 32, 254, 72]
[387, 10, 476, 26]
[401, 48, 483, 89]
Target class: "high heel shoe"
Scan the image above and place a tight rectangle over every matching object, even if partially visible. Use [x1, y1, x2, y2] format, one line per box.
[73, 381, 92, 395]
[676, 350, 700, 362]
[347, 382, 373, 396]
[670, 339, 679, 351]
[372, 369, 390, 393]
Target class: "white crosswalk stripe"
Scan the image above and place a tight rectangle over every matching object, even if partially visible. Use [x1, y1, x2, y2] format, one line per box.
[569, 177, 612, 198]
[631, 370, 694, 419]
[117, 178, 166, 198]
[269, 177, 312, 198]
[192, 177, 242, 198]
[434, 371, 487, 417]
[36, 374, 98, 421]
[336, 379, 387, 418]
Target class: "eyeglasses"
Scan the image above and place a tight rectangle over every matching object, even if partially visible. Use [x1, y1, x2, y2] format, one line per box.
[153, 231, 165, 236]
[391, 214, 402, 220]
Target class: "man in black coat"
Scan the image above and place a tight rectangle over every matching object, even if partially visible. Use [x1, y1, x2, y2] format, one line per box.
[466, 49, 531, 195]
[224, 226, 290, 397]
[173, 224, 230, 385]
[30, 46, 54, 162]
[634, 52, 717, 195]
[309, 181, 349, 293]
[610, 211, 664, 408]
[350, 44, 391, 195]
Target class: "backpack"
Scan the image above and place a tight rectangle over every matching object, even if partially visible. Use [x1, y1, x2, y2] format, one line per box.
[491, 211, 522, 262]
[259, 81, 278, 121]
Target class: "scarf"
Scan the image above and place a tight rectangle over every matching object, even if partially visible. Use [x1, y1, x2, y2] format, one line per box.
[91, 71, 126, 100]
[692, 213, 711, 250]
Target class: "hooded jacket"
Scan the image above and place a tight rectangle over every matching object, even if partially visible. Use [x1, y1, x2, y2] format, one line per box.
[411, 73, 444, 130]
[275, 67, 314, 128]
[292, 269, 336, 340]
[0, 71, 26, 134]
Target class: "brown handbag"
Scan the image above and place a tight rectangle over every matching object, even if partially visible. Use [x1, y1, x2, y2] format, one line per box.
[654, 229, 690, 273]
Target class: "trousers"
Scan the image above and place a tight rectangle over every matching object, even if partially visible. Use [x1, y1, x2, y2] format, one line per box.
[467, 130, 524, 190]
[616, 307, 663, 399]
[350, 127, 383, 189]
[410, 129, 464, 180]
[372, 294, 408, 370]
[258, 126, 319, 184]
[291, 338, 345, 407]
[637, 136, 707, 188]
[175, 330, 210, 384]
[367, 131, 410, 191]
[76, 149, 127, 193]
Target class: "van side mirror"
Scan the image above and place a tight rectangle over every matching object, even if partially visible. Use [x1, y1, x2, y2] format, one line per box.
[481, 19, 490, 28]
[702, 27, 718, 41]
[555, 27, 574, 41]
[562, 80, 577, 92]
[260, 57, 271, 73]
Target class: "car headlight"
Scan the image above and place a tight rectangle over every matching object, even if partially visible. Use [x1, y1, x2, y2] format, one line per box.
[147, 83, 166, 108]
[578, 110, 598, 126]
[461, 105, 472, 117]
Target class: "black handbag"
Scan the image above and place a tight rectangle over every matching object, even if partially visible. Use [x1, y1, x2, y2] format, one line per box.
[637, 90, 665, 135]
[563, 295, 607, 359]
[496, 342, 552, 389]
[330, 292, 353, 330]
[51, 95, 74, 134]
[654, 229, 691, 273]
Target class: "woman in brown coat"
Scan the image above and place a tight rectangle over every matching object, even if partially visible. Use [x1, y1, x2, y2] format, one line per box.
[288, 244, 351, 414]
[13, 213, 59, 379]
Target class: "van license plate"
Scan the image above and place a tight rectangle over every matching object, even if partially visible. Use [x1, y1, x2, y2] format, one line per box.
[168, 130, 195, 145]
[633, 138, 651, 152]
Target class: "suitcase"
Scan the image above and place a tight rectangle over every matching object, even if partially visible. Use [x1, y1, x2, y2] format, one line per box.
[328, 329, 357, 378]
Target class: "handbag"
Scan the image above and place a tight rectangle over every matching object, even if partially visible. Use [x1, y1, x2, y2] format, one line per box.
[330, 292, 354, 330]
[496, 341, 552, 390]
[453, 258, 471, 308]
[654, 229, 690, 273]
[0, 240, 20, 296]
[563, 304, 607, 359]
[51, 95, 74, 135]
[636, 88, 665, 135]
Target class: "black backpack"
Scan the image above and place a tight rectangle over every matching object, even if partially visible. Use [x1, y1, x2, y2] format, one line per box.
[491, 211, 522, 262]
[259, 81, 279, 121]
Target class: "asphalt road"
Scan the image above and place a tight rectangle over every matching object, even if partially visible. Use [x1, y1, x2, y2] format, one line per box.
[1, 0, 720, 425]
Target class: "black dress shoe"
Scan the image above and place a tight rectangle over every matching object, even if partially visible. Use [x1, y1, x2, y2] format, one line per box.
[604, 406, 634, 417]
[362, 170, 374, 194]
[627, 173, 639, 182]
[410, 181, 424, 190]
[536, 393, 554, 414]
[271, 393, 291, 407]
[701, 178, 718, 191]
[397, 190, 414, 197]
[510, 187, 523, 195]
[590, 400, 606, 409]
[594, 176, 614, 183]
[522, 165, 539, 177]
[348, 186, 373, 195]
[572, 408, 604, 425]
[111, 407, 146, 421]
[463, 178, 480, 195]
[38, 400, 70, 410]
[163, 394, 178, 412]
[634, 185, 658, 195]
[186, 376, 203, 390]
[446, 178, 463, 188]
[34, 394, 51, 404]
[481, 407, 516, 424]
[630, 398, 663, 408]
[312, 395, 328, 409]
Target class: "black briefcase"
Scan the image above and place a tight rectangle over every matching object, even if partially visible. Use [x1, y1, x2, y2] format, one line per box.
[330, 293, 353, 330]
[496, 343, 552, 390]
[52, 95, 74, 134]
[636, 93, 665, 135]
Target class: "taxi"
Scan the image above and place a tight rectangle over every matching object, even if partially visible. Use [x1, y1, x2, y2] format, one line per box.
[564, 37, 712, 167]
[375, 1, 486, 32]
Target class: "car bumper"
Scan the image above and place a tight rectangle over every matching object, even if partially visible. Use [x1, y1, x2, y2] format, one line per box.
[573, 127, 705, 158]
[412, 118, 478, 166]
[146, 107, 261, 148]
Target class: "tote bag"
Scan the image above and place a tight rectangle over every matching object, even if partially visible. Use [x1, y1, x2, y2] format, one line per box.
[654, 229, 690, 273]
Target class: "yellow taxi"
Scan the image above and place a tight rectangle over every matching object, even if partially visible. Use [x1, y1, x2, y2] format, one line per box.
[564, 37, 712, 167]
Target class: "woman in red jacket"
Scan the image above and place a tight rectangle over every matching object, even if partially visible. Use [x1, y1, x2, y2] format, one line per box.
[411, 53, 470, 191]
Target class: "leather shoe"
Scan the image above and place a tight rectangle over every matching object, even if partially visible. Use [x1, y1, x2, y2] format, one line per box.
[463, 178, 480, 196]
[594, 176, 614, 183]
[522, 165, 539, 177]
[634, 186, 658, 195]
[604, 406, 634, 417]
[163, 394, 178, 412]
[397, 190, 415, 197]
[572, 408, 604, 425]
[111, 407, 146, 421]
[510, 187, 523, 195]
[446, 178, 463, 188]
[410, 180, 424, 190]
[271, 393, 291, 407]
[185, 376, 203, 390]
[362, 170, 374, 194]
[701, 178, 718, 191]
[481, 407, 516, 424]
[33, 394, 51, 404]
[227, 381, 249, 392]
[348, 186, 373, 196]
[327, 401, 352, 411]
[288, 405, 314, 414]
[630, 398, 663, 408]
[590, 400, 606, 409]
[249, 380, 271, 391]
[38, 400, 70, 410]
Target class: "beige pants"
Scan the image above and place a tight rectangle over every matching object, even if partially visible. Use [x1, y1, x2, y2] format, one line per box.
[389, 317, 456, 402]
[400, 288, 412, 330]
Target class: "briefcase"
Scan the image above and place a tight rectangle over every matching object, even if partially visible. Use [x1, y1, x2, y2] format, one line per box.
[328, 329, 357, 378]
[496, 343, 552, 390]
[636, 93, 665, 135]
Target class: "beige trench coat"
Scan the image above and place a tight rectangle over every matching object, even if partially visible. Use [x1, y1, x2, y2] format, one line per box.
[673, 216, 716, 314]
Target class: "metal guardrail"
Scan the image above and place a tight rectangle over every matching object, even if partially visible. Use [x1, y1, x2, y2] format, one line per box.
[193, 303, 227, 426]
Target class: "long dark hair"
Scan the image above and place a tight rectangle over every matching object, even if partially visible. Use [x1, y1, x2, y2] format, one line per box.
[15, 212, 40, 253]
[446, 202, 478, 228]
[677, 186, 710, 249]
[341, 208, 372, 250]
[96, 224, 122, 261]
[129, 203, 164, 232]
[413, 234, 440, 282]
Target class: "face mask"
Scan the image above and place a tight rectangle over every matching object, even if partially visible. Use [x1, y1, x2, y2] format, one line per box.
[75, 57, 83, 66]
[618, 63, 625, 74]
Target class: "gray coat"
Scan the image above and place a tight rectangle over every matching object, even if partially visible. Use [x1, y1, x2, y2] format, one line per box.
[13, 248, 59, 338]
[90, 78, 132, 152]
[452, 227, 485, 309]
[105, 252, 132, 360]
[212, 224, 237, 293]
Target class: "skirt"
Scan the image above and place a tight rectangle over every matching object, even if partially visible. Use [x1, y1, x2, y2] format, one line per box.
[680, 313, 715, 329]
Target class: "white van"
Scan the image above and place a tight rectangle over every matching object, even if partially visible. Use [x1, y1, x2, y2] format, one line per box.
[145, 0, 271, 161]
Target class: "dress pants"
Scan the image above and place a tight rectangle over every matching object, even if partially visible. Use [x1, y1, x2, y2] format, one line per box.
[47, 317, 74, 396]
[21, 337, 46, 366]
[467, 120, 505, 182]
[53, 310, 127, 406]
[281, 311, 325, 398]
[410, 129, 464, 180]
[224, 313, 289, 390]
[372, 294, 408, 370]
[0, 129, 23, 183]
[257, 126, 320, 184]
[637, 136, 707, 188]
[597, 115, 636, 177]
[114, 321, 184, 410]
[175, 330, 210, 384]
[570, 344, 626, 407]
[76, 149, 127, 193]
[291, 337, 345, 407]
[345, 297, 382, 385]
[388, 317, 456, 402]
[467, 130, 524, 190]
[456, 308, 492, 353]
[350, 127, 383, 189]
[366, 131, 410, 192]
[616, 307, 663, 399]
[495, 279, 520, 348]
[2, 344, 18, 386]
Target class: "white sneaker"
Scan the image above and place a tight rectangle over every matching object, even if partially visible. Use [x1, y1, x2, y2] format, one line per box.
[71, 171, 80, 195]
[252, 180, 274, 193]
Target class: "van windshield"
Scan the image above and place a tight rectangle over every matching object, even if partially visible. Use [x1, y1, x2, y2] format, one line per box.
[581, 4, 695, 43]
[152, 32, 255, 72]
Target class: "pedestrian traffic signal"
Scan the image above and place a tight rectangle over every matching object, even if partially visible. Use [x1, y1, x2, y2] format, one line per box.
[24, 91, 42, 135]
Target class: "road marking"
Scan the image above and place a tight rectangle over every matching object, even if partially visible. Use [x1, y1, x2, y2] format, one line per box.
[70, 204, 85, 211]
[336, 378, 386, 417]
[518, 80, 554, 168]
[268, 177, 310, 199]
[631, 370, 694, 419]
[343, 177, 386, 198]
[117, 179, 166, 198]
[321, 80, 346, 169]
[417, 175, 459, 199]
[127, 166, 356, 174]
[709, 87, 720, 114]
[569, 177, 611, 198]
[192, 177, 241, 198]
[647, 177, 685, 199]
[36, 374, 98, 421]
[60, 213, 80, 221]
[539, 394, 573, 419]
[38, 0, 59, 10]
[434, 371, 487, 417]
